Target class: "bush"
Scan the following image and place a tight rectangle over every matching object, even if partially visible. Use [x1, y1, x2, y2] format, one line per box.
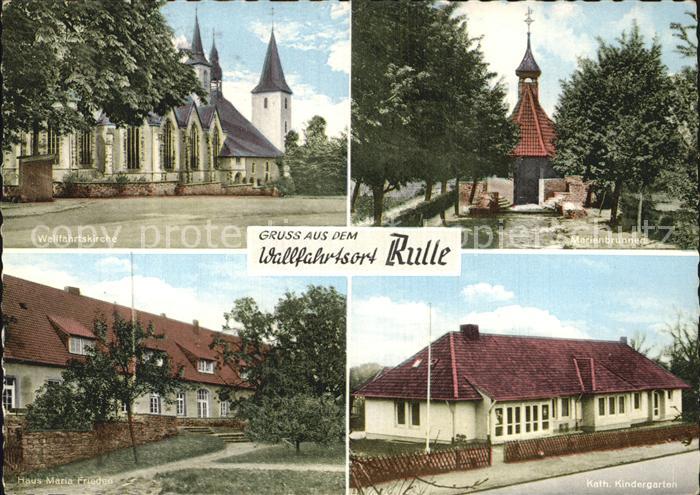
[26, 382, 94, 431]
[273, 175, 296, 196]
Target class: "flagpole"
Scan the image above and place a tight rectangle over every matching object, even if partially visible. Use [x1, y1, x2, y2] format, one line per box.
[426, 303, 431, 453]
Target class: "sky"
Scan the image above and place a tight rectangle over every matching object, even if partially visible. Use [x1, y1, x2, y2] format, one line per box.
[455, 1, 695, 116]
[162, 0, 350, 138]
[3, 252, 346, 333]
[350, 253, 699, 367]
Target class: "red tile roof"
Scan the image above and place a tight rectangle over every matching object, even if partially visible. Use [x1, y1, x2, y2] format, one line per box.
[2, 275, 252, 389]
[356, 330, 689, 402]
[511, 83, 556, 157]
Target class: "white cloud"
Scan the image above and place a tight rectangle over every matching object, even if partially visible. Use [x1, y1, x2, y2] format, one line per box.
[462, 305, 589, 339]
[327, 39, 350, 74]
[94, 256, 131, 273]
[350, 296, 455, 367]
[462, 283, 514, 303]
[172, 34, 189, 50]
[330, 3, 350, 20]
[249, 20, 344, 53]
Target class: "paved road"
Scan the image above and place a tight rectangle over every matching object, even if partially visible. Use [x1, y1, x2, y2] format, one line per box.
[480, 451, 699, 495]
[2, 195, 346, 248]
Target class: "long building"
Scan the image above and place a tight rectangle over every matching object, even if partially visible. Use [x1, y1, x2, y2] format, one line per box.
[2, 275, 252, 418]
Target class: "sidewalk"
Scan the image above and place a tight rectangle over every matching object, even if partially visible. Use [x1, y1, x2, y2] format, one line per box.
[371, 438, 698, 494]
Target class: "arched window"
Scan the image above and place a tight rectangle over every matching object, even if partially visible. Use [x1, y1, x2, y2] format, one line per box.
[79, 131, 92, 166]
[251, 162, 256, 174]
[149, 393, 161, 414]
[197, 389, 209, 418]
[189, 126, 199, 170]
[264, 97, 268, 109]
[162, 121, 174, 170]
[284, 97, 288, 110]
[284, 121, 287, 134]
[212, 130, 219, 170]
[127, 127, 140, 169]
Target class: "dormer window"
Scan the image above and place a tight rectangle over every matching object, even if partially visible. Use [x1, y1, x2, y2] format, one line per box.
[198, 359, 215, 374]
[69, 336, 93, 355]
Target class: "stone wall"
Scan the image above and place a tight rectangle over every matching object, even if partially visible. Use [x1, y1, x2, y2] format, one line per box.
[5, 414, 178, 472]
[19, 157, 54, 202]
[458, 181, 487, 212]
[50, 181, 280, 199]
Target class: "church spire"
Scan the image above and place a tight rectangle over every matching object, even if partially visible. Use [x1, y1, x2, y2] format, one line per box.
[252, 30, 292, 95]
[515, 7, 541, 79]
[210, 32, 222, 93]
[187, 10, 210, 67]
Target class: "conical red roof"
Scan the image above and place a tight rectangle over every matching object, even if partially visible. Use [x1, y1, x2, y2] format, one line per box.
[512, 83, 556, 157]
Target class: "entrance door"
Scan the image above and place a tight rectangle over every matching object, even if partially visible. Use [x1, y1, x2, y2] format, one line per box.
[197, 389, 209, 418]
[514, 158, 541, 205]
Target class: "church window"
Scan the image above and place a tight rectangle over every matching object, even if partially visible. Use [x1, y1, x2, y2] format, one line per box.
[251, 162, 256, 174]
[126, 127, 140, 169]
[284, 121, 288, 134]
[162, 121, 174, 170]
[265, 162, 270, 172]
[212, 130, 220, 169]
[189, 126, 199, 170]
[264, 97, 268, 109]
[47, 127, 60, 156]
[284, 97, 288, 110]
[79, 131, 92, 166]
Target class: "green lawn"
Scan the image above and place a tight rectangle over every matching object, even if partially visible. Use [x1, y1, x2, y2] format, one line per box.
[218, 442, 344, 465]
[13, 433, 225, 481]
[350, 438, 458, 457]
[157, 468, 345, 494]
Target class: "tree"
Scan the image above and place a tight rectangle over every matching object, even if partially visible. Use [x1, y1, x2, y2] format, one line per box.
[283, 117, 346, 196]
[661, 316, 699, 422]
[2, 0, 203, 150]
[351, 0, 515, 224]
[553, 23, 683, 224]
[62, 313, 185, 463]
[214, 286, 346, 452]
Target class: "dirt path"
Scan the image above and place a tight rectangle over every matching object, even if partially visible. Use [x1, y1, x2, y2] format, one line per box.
[7, 442, 343, 495]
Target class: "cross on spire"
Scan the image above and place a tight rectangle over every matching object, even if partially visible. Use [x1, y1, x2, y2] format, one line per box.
[271, 6, 275, 31]
[525, 7, 534, 35]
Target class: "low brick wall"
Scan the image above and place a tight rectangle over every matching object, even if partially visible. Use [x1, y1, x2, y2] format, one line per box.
[504, 422, 699, 463]
[51, 181, 279, 198]
[459, 181, 487, 207]
[5, 414, 178, 473]
[175, 417, 246, 429]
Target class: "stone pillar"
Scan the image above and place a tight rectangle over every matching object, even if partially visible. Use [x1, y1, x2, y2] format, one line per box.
[104, 132, 114, 175]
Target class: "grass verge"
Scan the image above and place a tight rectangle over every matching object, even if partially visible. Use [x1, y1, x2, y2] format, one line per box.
[217, 442, 344, 465]
[11, 433, 225, 482]
[156, 468, 345, 494]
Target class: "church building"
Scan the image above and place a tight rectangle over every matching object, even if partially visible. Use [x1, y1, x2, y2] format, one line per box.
[2, 15, 290, 190]
[511, 12, 558, 205]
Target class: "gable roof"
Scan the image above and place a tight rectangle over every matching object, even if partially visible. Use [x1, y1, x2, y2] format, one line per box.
[2, 275, 252, 389]
[210, 88, 282, 157]
[252, 31, 292, 95]
[511, 83, 556, 157]
[356, 330, 689, 402]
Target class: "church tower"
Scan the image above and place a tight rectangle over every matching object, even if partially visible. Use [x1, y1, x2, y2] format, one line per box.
[251, 30, 292, 152]
[511, 8, 557, 205]
[186, 12, 212, 101]
[209, 34, 222, 95]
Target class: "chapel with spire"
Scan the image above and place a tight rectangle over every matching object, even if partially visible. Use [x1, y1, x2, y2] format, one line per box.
[511, 8, 558, 205]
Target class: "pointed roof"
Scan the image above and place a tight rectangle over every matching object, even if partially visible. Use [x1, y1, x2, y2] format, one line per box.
[187, 13, 210, 67]
[252, 30, 292, 95]
[516, 33, 541, 79]
[210, 88, 283, 157]
[356, 331, 689, 402]
[210, 38, 222, 82]
[511, 83, 556, 157]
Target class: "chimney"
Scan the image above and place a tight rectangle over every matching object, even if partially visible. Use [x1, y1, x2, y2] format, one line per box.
[620, 336, 628, 345]
[64, 286, 80, 296]
[193, 319, 200, 334]
[460, 324, 479, 340]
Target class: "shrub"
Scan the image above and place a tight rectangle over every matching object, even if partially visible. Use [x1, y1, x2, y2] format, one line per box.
[26, 382, 94, 431]
[273, 176, 296, 196]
